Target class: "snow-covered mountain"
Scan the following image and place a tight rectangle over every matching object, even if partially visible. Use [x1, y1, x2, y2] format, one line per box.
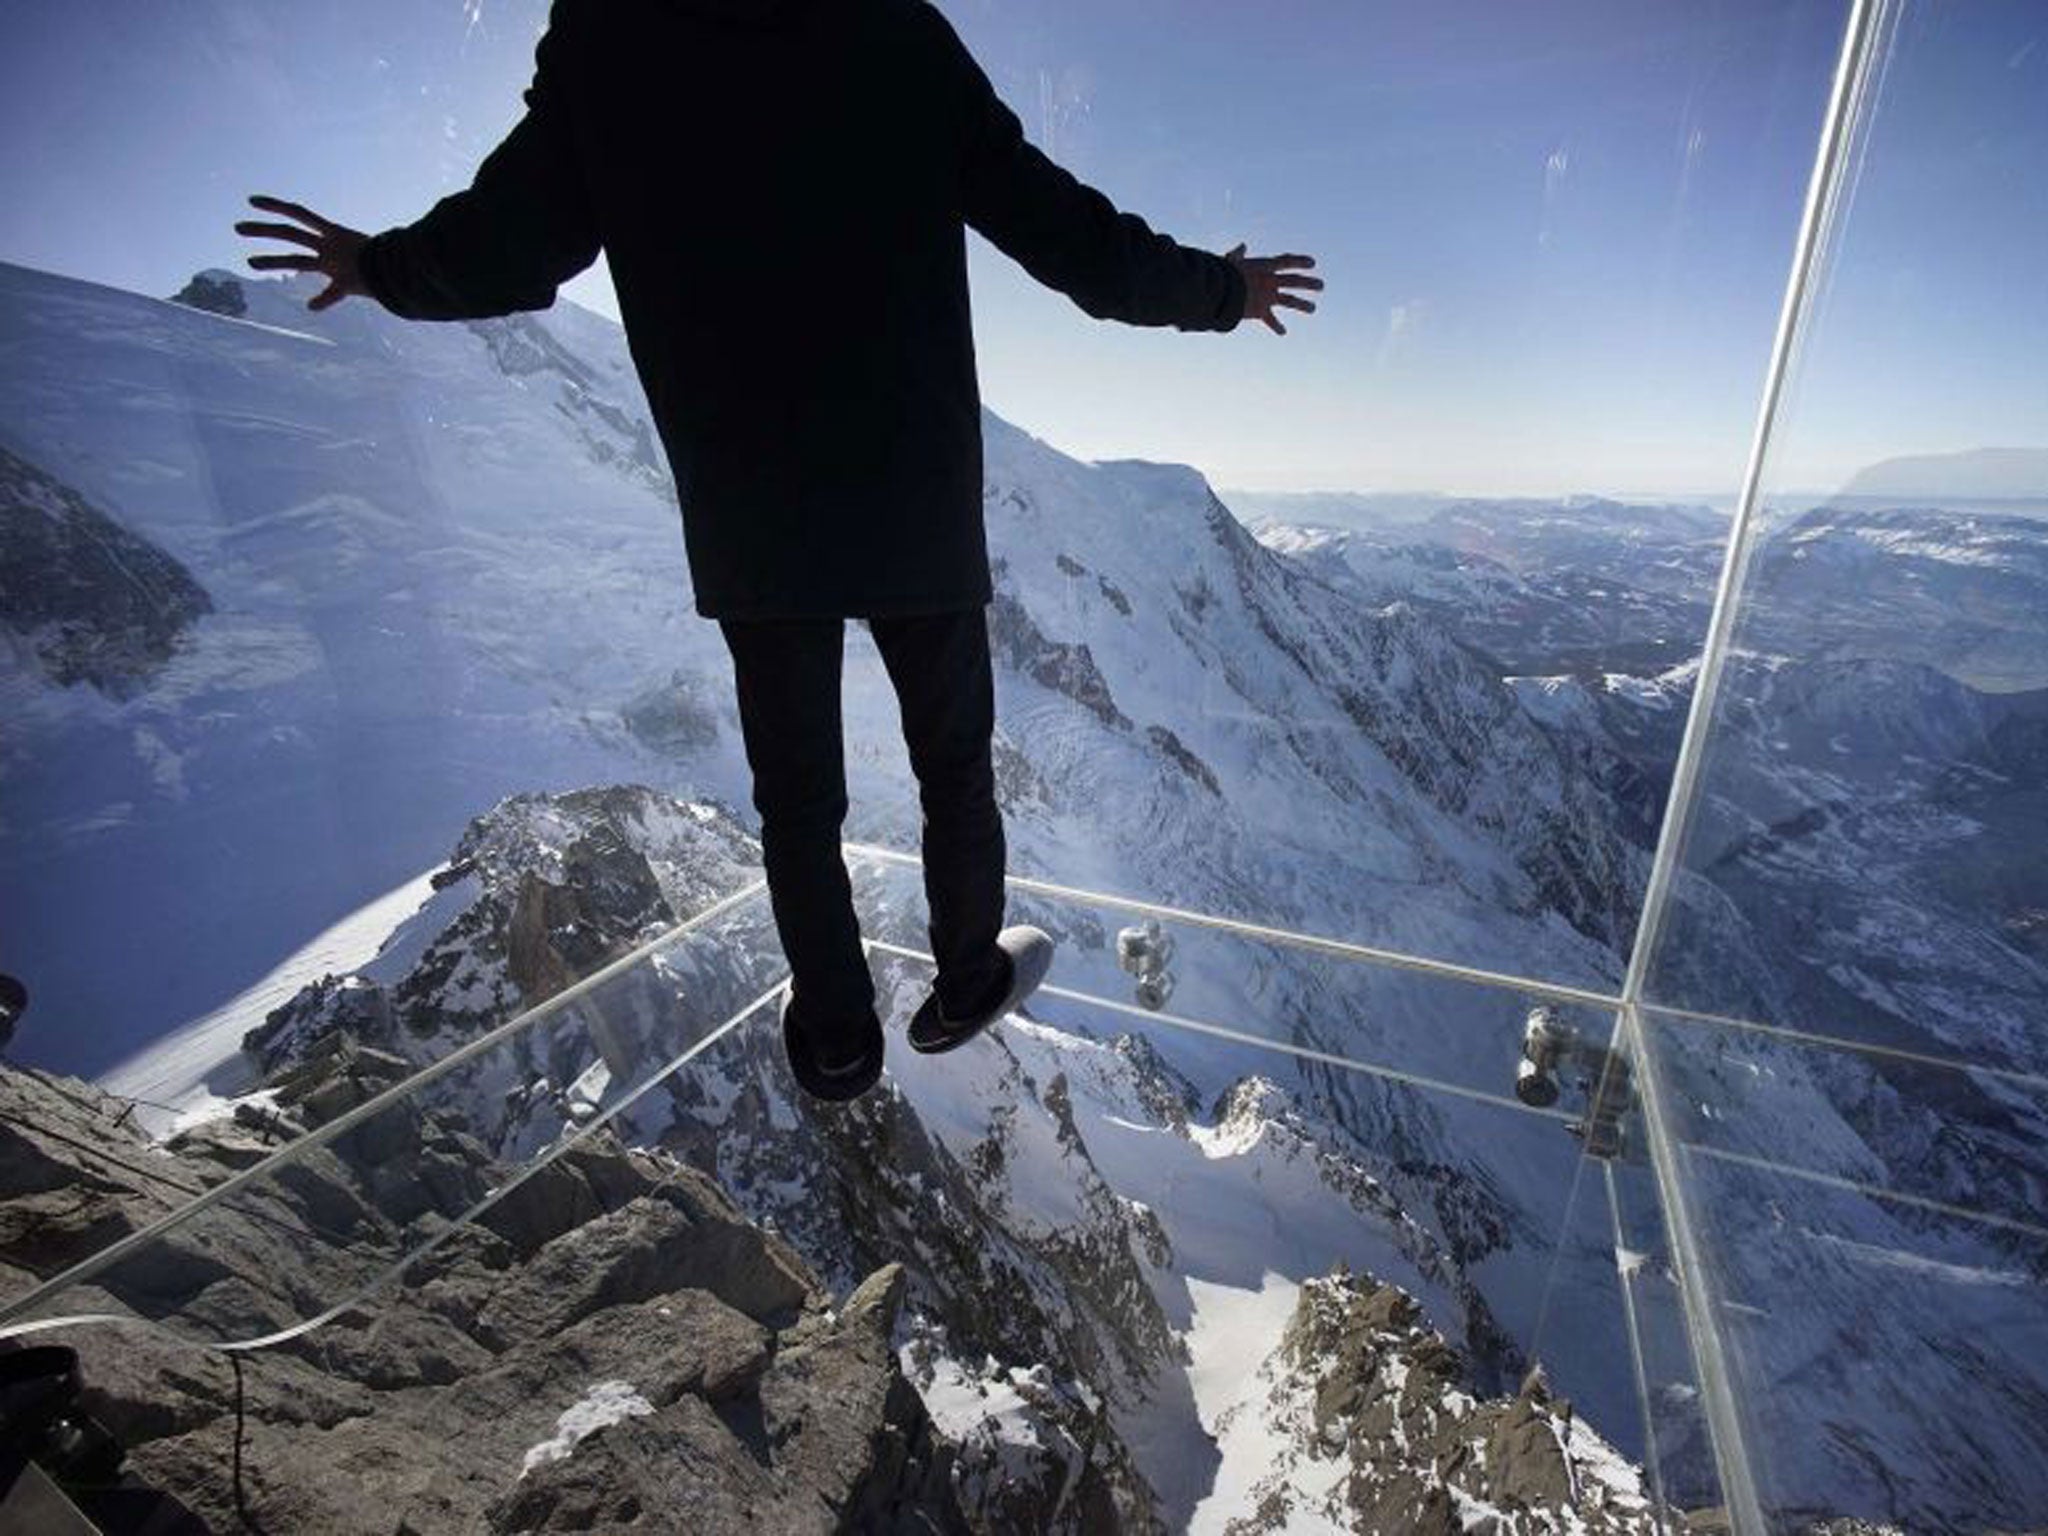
[0, 259, 725, 1083]
[145, 781, 1664, 1533]
[0, 257, 1640, 1088]
[1237, 513, 2048, 1529]
[0, 256, 1671, 1521]
[1742, 505, 2048, 692]
[1258, 513, 1715, 678]
[1511, 653, 2048, 1531]
[1262, 482, 2048, 1523]
[4, 252, 2045, 1531]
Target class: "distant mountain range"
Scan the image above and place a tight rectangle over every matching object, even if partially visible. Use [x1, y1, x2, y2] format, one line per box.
[1837, 446, 2048, 506]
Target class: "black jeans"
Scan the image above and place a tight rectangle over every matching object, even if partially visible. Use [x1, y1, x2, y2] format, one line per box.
[720, 608, 1007, 1050]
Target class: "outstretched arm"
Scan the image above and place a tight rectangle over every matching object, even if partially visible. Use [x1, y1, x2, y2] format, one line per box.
[930, 10, 1319, 334]
[237, 3, 598, 319]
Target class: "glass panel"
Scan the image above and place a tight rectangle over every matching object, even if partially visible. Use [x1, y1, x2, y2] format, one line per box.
[930, 0, 1847, 992]
[1632, 1035, 2048, 1532]
[849, 848, 1620, 1114]
[1633, 1, 2048, 1529]
[3, 863, 1713, 1530]
[847, 857, 1698, 1523]
[31, 0, 2031, 1529]
[1641, 1009, 2048, 1530]
[0, 891, 787, 1344]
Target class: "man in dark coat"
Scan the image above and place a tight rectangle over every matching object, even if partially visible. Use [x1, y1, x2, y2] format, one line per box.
[238, 0, 1320, 1101]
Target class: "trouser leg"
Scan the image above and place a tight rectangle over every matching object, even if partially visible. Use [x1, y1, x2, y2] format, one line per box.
[868, 607, 1007, 1017]
[719, 618, 874, 1033]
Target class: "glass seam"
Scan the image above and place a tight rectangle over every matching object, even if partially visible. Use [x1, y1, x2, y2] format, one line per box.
[1612, 3, 1895, 1528]
[848, 840, 1624, 1009]
[1683, 1140, 2048, 1246]
[860, 846, 2042, 1095]
[1642, 1000, 2048, 1096]
[864, 935, 1580, 1122]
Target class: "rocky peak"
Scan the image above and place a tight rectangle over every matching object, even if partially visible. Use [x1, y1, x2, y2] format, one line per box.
[0, 444, 213, 698]
[167, 270, 247, 318]
[1221, 1267, 1661, 1534]
[245, 785, 760, 1081]
[0, 1060, 968, 1534]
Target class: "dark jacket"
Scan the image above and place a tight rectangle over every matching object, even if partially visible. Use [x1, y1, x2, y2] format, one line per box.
[358, 0, 1246, 619]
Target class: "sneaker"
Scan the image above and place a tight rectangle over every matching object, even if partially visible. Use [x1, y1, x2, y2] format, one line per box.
[780, 989, 884, 1102]
[907, 926, 1055, 1055]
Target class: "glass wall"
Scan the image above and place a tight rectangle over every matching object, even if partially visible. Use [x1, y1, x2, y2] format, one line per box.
[3, 0, 2043, 1531]
[907, 0, 1850, 1000]
[1632, 0, 2048, 1530]
[2, 869, 1700, 1531]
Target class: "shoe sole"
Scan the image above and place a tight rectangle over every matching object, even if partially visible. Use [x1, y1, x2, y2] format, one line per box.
[907, 926, 1055, 1055]
[781, 994, 884, 1102]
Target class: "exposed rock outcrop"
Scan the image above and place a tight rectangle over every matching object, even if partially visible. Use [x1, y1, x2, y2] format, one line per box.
[0, 1063, 968, 1534]
[1220, 1267, 1661, 1534]
[244, 785, 759, 1096]
[989, 584, 1133, 732]
[169, 272, 248, 318]
[0, 444, 213, 697]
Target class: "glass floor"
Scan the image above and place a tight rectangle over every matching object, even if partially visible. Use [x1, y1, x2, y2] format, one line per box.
[1, 856, 1716, 1528]
[8, 844, 2041, 1530]
[4, 0, 2045, 1530]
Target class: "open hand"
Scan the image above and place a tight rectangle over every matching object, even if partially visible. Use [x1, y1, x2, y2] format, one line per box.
[1225, 246, 1321, 335]
[235, 195, 371, 312]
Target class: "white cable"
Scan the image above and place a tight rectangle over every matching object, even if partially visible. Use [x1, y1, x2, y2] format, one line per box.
[863, 936, 1579, 1124]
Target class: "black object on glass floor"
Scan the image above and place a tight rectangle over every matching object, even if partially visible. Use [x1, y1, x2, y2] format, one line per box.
[0, 1342, 210, 1534]
[1518, 1006, 1637, 1160]
[0, 974, 25, 1054]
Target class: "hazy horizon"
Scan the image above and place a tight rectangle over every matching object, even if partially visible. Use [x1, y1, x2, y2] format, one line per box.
[8, 246, 2045, 514]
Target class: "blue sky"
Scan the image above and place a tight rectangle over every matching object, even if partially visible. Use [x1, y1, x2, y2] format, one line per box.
[1, 0, 2041, 496]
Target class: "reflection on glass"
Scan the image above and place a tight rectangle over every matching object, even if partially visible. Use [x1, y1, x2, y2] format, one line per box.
[3, 0, 2041, 1529]
[4, 864, 1697, 1531]
[1632, 0, 2048, 1529]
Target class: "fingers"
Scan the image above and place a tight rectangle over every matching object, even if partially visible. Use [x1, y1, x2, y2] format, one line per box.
[1254, 257, 1319, 286]
[247, 194, 338, 233]
[234, 219, 324, 251]
[247, 254, 321, 273]
[1229, 242, 1319, 335]
[1230, 243, 1312, 266]
[308, 280, 348, 312]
